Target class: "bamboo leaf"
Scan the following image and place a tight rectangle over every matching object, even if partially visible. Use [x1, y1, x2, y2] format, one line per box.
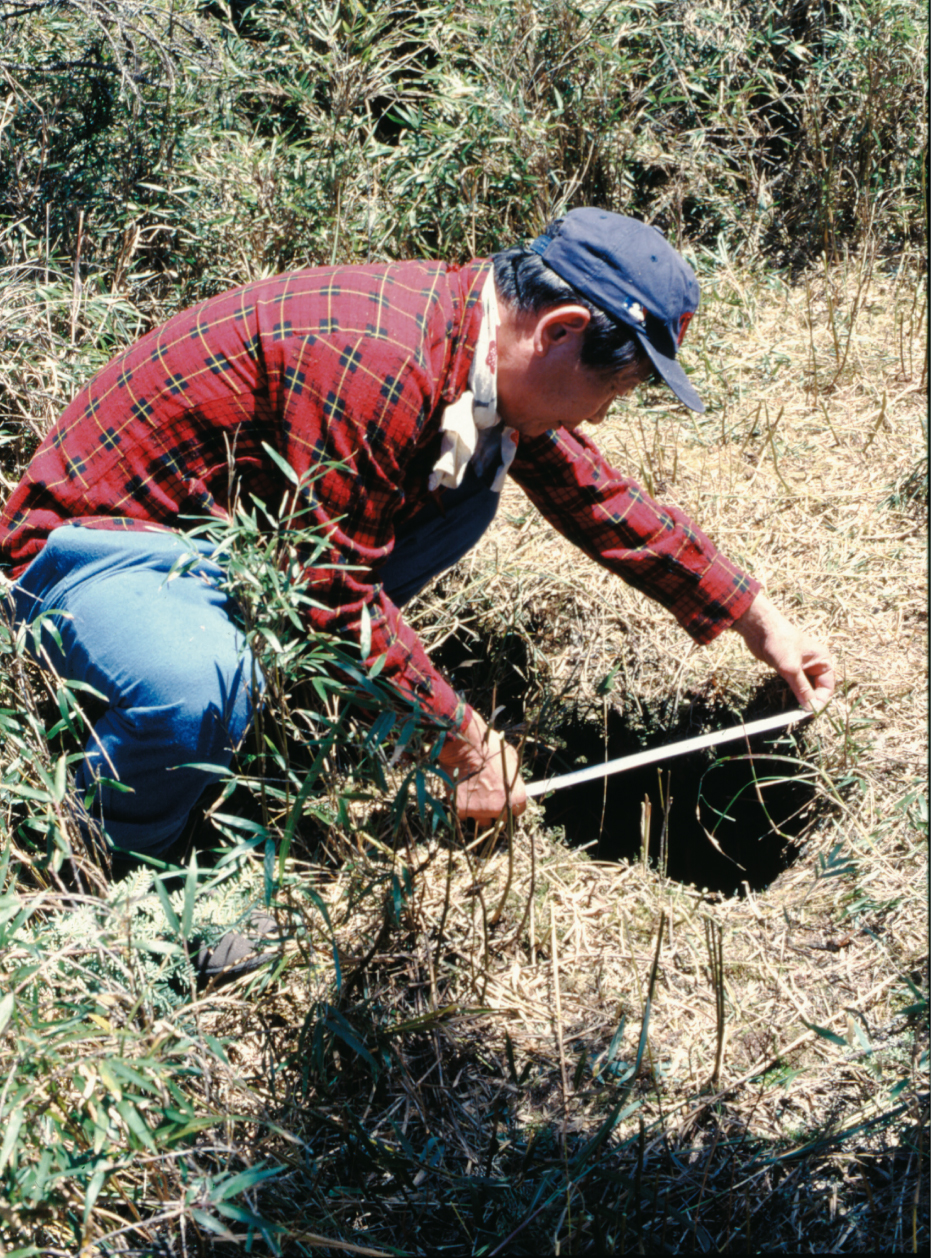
[803, 1019, 848, 1047]
[211, 1163, 283, 1201]
[189, 1208, 238, 1239]
[0, 1105, 24, 1172]
[117, 1100, 156, 1151]
[0, 991, 14, 1036]
[181, 854, 198, 940]
[359, 600, 372, 660]
[260, 441, 300, 485]
[83, 1166, 107, 1227]
[154, 876, 180, 935]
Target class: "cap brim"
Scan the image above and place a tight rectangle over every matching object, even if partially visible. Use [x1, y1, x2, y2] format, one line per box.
[637, 333, 705, 413]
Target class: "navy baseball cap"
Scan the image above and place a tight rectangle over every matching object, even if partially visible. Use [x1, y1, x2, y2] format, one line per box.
[529, 208, 705, 413]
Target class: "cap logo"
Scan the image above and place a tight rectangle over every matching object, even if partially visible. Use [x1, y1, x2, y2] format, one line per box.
[677, 310, 693, 346]
[626, 300, 646, 325]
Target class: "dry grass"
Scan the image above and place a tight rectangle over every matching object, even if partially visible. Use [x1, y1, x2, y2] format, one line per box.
[0, 252, 925, 1253]
[150, 249, 924, 1252]
[380, 248, 927, 1250]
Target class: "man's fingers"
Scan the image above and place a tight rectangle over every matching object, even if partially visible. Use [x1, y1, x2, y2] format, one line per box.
[506, 780, 528, 817]
[733, 595, 837, 712]
[455, 782, 527, 824]
[807, 660, 836, 693]
[807, 666, 835, 712]
[801, 656, 836, 711]
[781, 660, 836, 712]
[448, 734, 527, 823]
[456, 773, 528, 822]
[784, 668, 816, 711]
[808, 678, 835, 712]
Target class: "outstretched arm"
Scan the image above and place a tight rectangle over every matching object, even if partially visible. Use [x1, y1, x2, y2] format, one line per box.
[731, 592, 835, 711]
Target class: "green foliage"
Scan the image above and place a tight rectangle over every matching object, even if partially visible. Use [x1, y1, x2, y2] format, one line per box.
[0, 0, 924, 484]
[0, 1, 926, 1249]
[22, 859, 276, 1015]
[0, 844, 287, 1250]
[0, 490, 447, 1248]
[1, 0, 926, 304]
[178, 464, 455, 854]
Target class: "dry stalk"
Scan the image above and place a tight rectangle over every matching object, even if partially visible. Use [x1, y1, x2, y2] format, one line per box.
[704, 917, 727, 1088]
[550, 914, 569, 1120]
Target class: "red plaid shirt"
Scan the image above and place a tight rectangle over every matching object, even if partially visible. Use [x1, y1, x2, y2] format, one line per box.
[0, 260, 758, 729]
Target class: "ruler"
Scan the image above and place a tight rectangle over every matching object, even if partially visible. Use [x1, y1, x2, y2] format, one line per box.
[525, 708, 810, 799]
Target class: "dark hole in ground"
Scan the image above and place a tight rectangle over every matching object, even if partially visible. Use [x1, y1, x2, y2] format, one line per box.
[532, 692, 822, 895]
[430, 619, 826, 895]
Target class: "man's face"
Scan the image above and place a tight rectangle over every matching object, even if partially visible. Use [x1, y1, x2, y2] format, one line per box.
[500, 355, 651, 439]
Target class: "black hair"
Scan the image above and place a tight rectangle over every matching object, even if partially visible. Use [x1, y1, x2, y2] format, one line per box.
[492, 218, 648, 373]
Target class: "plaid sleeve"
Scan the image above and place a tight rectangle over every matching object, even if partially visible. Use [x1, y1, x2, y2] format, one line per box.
[304, 568, 470, 730]
[508, 427, 759, 643]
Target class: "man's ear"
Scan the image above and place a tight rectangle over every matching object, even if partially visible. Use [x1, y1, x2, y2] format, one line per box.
[533, 304, 592, 356]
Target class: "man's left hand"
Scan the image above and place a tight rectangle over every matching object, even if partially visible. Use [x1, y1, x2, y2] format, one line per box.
[732, 592, 835, 712]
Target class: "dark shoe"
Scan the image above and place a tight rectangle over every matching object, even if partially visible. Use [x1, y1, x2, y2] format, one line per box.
[194, 910, 282, 983]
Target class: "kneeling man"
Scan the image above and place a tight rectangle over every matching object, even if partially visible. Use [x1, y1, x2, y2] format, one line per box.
[0, 209, 834, 859]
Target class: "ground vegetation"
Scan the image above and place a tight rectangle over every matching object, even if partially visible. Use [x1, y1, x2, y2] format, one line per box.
[0, 0, 926, 1252]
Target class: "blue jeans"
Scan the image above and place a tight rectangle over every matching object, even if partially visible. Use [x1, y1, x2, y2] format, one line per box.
[8, 468, 499, 857]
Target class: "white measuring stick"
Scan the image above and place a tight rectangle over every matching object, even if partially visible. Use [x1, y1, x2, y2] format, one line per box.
[524, 707, 811, 799]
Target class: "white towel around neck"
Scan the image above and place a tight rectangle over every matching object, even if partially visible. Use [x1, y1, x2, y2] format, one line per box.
[428, 272, 518, 495]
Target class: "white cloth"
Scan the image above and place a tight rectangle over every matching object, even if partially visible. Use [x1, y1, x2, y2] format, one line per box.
[428, 272, 518, 494]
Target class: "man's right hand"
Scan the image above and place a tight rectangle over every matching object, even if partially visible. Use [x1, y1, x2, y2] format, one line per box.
[731, 591, 835, 712]
[437, 708, 527, 825]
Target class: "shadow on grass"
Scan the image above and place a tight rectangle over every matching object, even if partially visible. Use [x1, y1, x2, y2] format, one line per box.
[200, 981, 928, 1256]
